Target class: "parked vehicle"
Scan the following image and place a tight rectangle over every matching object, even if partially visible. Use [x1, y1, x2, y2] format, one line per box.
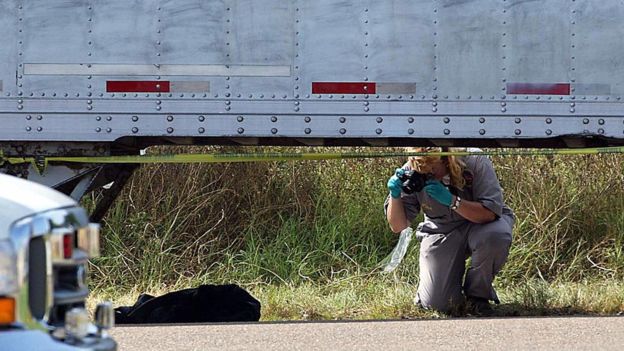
[0, 174, 116, 350]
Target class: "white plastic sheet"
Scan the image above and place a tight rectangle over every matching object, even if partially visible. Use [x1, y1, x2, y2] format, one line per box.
[382, 227, 414, 273]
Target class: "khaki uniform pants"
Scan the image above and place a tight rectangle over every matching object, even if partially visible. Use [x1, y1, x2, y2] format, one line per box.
[415, 214, 514, 312]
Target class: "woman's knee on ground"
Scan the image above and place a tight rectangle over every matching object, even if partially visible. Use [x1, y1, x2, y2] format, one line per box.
[417, 291, 464, 313]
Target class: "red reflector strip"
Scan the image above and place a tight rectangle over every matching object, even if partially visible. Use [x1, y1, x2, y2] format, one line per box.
[507, 83, 570, 95]
[312, 82, 376, 94]
[106, 81, 171, 93]
[63, 234, 73, 259]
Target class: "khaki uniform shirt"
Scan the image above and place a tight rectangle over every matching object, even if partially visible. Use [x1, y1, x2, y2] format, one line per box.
[385, 155, 514, 234]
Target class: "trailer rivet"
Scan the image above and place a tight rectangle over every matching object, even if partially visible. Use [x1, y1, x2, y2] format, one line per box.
[236, 116, 244, 122]
[305, 128, 311, 134]
[515, 129, 522, 135]
[443, 117, 450, 124]
[198, 127, 205, 134]
[271, 128, 278, 134]
[570, 108, 575, 113]
[340, 128, 347, 135]
[96, 127, 101, 132]
[96, 116, 102, 121]
[479, 117, 485, 124]
[167, 127, 174, 134]
[237, 128, 245, 134]
[479, 129, 486, 135]
[444, 129, 451, 135]
[376, 128, 383, 135]
[598, 128, 605, 135]
[106, 128, 112, 133]
[339, 117, 346, 123]
[37, 127, 43, 132]
[87, 105, 93, 110]
[26, 115, 31, 120]
[408, 129, 414, 135]
[133, 116, 139, 122]
[432, 107, 438, 112]
[25, 126, 31, 131]
[546, 118, 552, 124]
[515, 118, 521, 124]
[546, 129, 553, 136]
[305, 116, 311, 123]
[106, 116, 112, 121]
[167, 115, 174, 122]
[583, 118, 590, 124]
[376, 117, 383, 123]
[132, 127, 139, 134]
[598, 119, 605, 125]
[408, 117, 415, 123]
[271, 116, 278, 122]
[156, 106, 162, 111]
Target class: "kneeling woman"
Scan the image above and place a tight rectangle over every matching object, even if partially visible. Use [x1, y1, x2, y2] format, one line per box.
[384, 148, 514, 315]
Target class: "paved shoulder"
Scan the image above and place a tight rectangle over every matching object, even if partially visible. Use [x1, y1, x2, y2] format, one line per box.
[111, 316, 624, 351]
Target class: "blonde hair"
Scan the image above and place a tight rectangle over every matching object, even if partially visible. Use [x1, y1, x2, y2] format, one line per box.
[407, 147, 466, 190]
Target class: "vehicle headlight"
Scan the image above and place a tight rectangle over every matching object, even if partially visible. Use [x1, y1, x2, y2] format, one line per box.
[0, 240, 18, 295]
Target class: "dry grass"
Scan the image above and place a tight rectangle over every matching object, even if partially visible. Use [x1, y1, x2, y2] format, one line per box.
[84, 147, 624, 318]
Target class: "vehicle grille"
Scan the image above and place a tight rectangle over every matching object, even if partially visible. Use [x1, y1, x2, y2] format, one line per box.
[28, 236, 47, 320]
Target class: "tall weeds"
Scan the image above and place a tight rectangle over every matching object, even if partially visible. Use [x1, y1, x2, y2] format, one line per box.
[85, 147, 624, 293]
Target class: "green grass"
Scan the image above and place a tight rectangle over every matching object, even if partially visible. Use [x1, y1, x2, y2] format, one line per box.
[88, 278, 624, 320]
[84, 147, 624, 318]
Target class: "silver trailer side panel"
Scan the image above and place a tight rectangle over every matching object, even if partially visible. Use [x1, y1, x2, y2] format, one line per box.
[1, 0, 624, 155]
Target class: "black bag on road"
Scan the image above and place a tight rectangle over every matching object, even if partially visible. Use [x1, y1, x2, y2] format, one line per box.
[114, 284, 261, 324]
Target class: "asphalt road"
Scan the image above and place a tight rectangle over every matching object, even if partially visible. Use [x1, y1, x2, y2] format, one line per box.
[110, 316, 624, 350]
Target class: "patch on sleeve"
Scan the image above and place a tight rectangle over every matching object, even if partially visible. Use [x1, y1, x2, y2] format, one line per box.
[462, 169, 474, 187]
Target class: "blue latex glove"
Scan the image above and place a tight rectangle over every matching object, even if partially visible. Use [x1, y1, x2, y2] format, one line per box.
[387, 168, 405, 199]
[424, 180, 453, 207]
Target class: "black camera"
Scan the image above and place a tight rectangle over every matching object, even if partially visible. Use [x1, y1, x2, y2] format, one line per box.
[398, 170, 432, 194]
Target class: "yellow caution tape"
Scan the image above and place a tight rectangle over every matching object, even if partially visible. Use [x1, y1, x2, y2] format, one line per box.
[2, 147, 624, 170]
